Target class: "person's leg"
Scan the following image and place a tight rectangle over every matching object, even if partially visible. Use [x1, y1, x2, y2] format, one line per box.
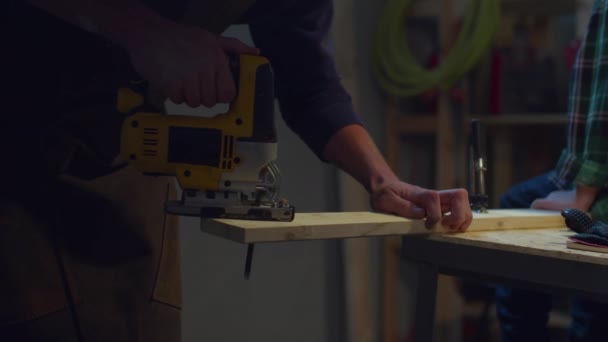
[569, 297, 608, 342]
[497, 171, 562, 209]
[495, 286, 553, 341]
[568, 194, 608, 341]
[495, 172, 562, 341]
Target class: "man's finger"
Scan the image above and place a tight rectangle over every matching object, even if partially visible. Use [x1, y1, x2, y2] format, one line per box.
[379, 193, 426, 219]
[460, 210, 473, 232]
[457, 192, 473, 232]
[440, 190, 468, 231]
[413, 190, 441, 229]
[442, 211, 464, 231]
[218, 37, 260, 55]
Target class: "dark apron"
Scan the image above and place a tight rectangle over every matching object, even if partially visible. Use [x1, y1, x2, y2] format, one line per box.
[1, 0, 254, 340]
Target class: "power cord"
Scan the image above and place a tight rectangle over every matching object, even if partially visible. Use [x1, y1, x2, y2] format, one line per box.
[371, 0, 500, 97]
[50, 220, 85, 342]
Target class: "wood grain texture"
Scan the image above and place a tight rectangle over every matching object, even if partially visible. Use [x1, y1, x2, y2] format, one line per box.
[199, 209, 566, 244]
[430, 228, 608, 266]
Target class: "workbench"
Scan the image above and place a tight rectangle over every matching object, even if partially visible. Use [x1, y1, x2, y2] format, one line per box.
[200, 209, 608, 341]
[400, 228, 608, 342]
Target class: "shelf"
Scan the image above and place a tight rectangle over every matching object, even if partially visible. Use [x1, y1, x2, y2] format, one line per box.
[477, 114, 568, 126]
[393, 115, 437, 134]
[392, 114, 567, 135]
[501, 0, 576, 15]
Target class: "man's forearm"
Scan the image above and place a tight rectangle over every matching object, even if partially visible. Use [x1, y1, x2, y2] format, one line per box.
[27, 0, 174, 48]
[323, 124, 399, 193]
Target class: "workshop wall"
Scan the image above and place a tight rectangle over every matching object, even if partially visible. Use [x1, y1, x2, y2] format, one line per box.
[175, 25, 345, 342]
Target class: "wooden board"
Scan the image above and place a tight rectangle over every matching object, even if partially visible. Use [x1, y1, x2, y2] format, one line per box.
[426, 228, 608, 266]
[566, 240, 608, 254]
[199, 209, 566, 244]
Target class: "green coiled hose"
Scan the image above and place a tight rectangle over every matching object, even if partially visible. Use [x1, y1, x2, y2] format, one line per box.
[371, 0, 501, 97]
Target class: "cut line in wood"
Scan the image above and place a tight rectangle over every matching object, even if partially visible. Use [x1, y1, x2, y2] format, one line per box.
[199, 209, 567, 244]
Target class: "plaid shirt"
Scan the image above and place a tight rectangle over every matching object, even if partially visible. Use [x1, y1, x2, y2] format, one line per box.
[551, 0, 608, 219]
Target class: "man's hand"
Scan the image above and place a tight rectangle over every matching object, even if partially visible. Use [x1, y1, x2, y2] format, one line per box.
[124, 24, 259, 108]
[531, 184, 599, 212]
[323, 125, 473, 231]
[370, 179, 472, 231]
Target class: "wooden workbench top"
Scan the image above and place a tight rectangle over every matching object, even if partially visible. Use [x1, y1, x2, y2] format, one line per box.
[424, 228, 608, 266]
[200, 209, 566, 244]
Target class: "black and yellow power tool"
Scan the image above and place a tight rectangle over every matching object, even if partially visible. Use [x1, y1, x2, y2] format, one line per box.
[116, 54, 295, 221]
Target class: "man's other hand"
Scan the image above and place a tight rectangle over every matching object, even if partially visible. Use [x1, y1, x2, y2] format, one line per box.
[531, 184, 598, 212]
[370, 180, 472, 231]
[124, 24, 259, 108]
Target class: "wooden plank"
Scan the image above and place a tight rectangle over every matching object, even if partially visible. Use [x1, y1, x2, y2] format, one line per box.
[200, 209, 566, 244]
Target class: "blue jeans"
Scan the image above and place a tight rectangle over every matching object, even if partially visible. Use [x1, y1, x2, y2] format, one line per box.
[496, 172, 608, 341]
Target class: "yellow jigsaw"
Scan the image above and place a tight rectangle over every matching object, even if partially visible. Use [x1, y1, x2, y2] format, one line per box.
[116, 54, 295, 221]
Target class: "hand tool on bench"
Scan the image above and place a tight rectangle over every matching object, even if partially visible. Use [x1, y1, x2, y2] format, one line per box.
[562, 208, 608, 253]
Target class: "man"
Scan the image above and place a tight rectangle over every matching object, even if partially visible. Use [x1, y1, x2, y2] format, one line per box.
[2, 0, 472, 340]
[495, 1, 608, 340]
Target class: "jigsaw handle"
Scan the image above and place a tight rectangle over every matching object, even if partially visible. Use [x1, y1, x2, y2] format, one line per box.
[236, 55, 277, 143]
[118, 54, 278, 191]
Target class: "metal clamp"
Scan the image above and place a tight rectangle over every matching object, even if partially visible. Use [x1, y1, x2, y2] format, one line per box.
[469, 119, 488, 213]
